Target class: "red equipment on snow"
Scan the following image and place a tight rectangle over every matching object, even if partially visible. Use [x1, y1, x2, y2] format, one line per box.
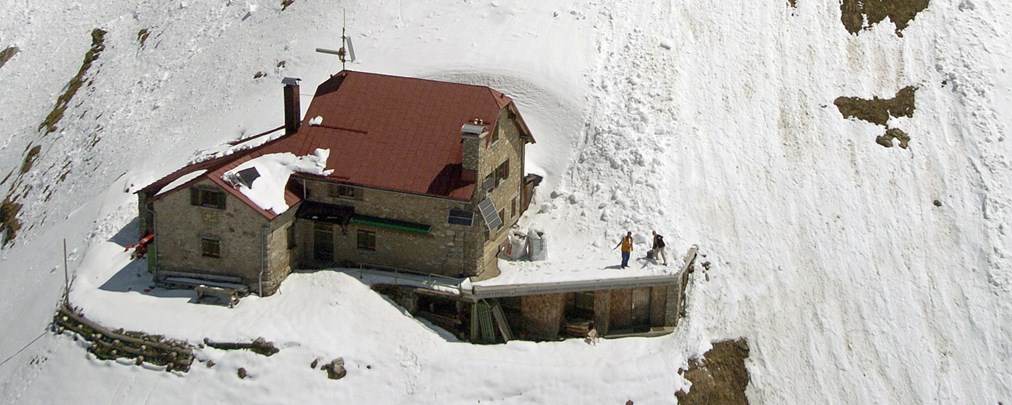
[126, 233, 154, 259]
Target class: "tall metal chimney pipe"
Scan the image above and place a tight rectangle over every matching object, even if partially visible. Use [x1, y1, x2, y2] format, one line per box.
[282, 77, 301, 135]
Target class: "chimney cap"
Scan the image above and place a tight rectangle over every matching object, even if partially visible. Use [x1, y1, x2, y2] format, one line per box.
[282, 77, 302, 85]
[461, 123, 487, 136]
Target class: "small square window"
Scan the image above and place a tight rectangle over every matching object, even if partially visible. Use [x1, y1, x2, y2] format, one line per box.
[201, 238, 220, 258]
[357, 230, 376, 252]
[329, 184, 359, 199]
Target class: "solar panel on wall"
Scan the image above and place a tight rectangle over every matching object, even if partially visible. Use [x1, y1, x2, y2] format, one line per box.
[478, 197, 502, 231]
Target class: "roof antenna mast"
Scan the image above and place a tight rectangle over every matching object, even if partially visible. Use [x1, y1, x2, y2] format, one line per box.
[316, 9, 356, 70]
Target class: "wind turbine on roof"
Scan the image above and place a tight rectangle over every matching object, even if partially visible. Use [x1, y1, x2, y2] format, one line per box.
[316, 10, 356, 70]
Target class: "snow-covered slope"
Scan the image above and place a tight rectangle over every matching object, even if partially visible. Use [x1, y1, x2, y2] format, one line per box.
[1, 0, 1010, 403]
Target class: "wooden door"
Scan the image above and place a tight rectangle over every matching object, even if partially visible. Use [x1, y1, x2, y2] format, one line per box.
[631, 288, 651, 330]
[313, 222, 334, 263]
[609, 290, 632, 331]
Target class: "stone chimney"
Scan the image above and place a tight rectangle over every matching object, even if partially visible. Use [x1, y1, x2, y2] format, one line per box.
[460, 119, 487, 183]
[282, 77, 301, 135]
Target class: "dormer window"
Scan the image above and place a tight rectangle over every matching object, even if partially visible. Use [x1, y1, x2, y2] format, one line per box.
[201, 238, 221, 258]
[224, 167, 260, 188]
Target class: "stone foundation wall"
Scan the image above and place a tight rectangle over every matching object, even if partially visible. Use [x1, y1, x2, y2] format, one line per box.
[665, 283, 681, 326]
[372, 285, 419, 314]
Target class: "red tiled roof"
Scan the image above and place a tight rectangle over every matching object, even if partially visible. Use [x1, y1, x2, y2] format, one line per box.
[140, 70, 519, 219]
[287, 70, 513, 200]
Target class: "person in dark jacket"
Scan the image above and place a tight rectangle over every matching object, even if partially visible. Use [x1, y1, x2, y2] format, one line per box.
[651, 230, 668, 266]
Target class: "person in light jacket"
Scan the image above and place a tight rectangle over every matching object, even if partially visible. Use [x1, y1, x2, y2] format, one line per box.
[614, 231, 634, 268]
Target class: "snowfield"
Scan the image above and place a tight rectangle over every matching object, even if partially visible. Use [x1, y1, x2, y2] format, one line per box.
[1, 0, 1010, 403]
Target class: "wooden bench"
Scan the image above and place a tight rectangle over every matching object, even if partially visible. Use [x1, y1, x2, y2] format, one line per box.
[195, 285, 240, 308]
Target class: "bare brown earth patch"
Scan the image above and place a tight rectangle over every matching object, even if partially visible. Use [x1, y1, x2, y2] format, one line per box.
[4, 29, 108, 244]
[0, 46, 18, 69]
[0, 197, 22, 245]
[835, 86, 916, 149]
[876, 128, 910, 148]
[840, 0, 931, 37]
[20, 145, 41, 174]
[137, 29, 150, 48]
[675, 339, 751, 404]
[835, 86, 915, 126]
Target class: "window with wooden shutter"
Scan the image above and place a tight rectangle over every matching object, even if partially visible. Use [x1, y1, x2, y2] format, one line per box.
[357, 230, 376, 252]
[495, 160, 509, 186]
[201, 238, 221, 258]
[483, 174, 495, 193]
[191, 186, 226, 209]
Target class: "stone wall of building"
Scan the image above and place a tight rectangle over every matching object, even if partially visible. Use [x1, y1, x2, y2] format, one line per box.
[299, 179, 478, 277]
[137, 192, 153, 237]
[665, 283, 681, 326]
[261, 209, 297, 295]
[295, 106, 531, 280]
[520, 293, 566, 341]
[152, 179, 268, 289]
[137, 192, 155, 273]
[470, 108, 531, 279]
